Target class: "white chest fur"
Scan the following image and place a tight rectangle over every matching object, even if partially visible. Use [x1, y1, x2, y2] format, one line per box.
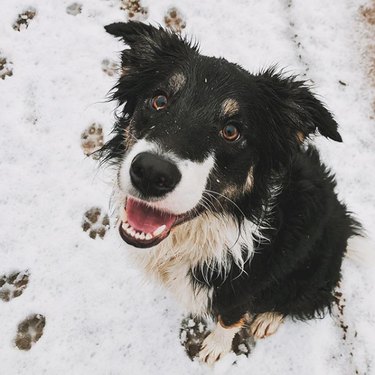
[129, 213, 256, 316]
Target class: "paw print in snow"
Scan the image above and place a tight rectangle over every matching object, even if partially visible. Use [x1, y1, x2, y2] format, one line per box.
[13, 8, 36, 31]
[66, 3, 82, 16]
[232, 327, 255, 357]
[180, 315, 209, 360]
[82, 207, 110, 239]
[164, 7, 186, 33]
[15, 314, 46, 351]
[120, 0, 148, 21]
[101, 59, 119, 77]
[0, 56, 13, 80]
[0, 271, 29, 302]
[81, 123, 104, 159]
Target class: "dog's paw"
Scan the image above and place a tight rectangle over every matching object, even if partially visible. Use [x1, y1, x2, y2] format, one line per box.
[66, 3, 82, 16]
[164, 7, 186, 33]
[120, 0, 148, 21]
[13, 8, 37, 31]
[0, 56, 13, 80]
[82, 207, 110, 239]
[250, 312, 283, 339]
[180, 315, 209, 360]
[0, 271, 29, 302]
[15, 314, 46, 351]
[101, 59, 119, 77]
[198, 329, 233, 365]
[80, 123, 104, 159]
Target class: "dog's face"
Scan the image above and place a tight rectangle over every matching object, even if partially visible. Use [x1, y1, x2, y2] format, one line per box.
[101, 22, 342, 249]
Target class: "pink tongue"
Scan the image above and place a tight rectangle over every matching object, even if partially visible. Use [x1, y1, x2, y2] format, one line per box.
[126, 198, 177, 234]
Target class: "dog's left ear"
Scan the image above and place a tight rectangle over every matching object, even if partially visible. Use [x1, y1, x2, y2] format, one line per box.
[259, 70, 342, 143]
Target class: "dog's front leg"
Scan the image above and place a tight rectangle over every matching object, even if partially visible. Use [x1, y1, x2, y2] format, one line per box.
[198, 316, 244, 365]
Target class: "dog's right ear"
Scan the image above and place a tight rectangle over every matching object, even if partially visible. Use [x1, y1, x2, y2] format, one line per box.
[104, 21, 197, 67]
[105, 22, 159, 47]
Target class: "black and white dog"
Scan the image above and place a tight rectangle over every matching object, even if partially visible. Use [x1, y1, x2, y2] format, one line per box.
[100, 22, 360, 363]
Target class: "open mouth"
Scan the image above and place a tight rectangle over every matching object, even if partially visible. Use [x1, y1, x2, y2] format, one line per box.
[119, 197, 191, 248]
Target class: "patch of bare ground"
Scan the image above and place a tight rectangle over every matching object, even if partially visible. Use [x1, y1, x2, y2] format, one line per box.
[164, 7, 186, 33]
[15, 314, 46, 351]
[120, 0, 148, 21]
[360, 1, 375, 114]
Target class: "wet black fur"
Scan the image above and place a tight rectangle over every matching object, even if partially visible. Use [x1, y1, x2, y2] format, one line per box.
[101, 22, 360, 326]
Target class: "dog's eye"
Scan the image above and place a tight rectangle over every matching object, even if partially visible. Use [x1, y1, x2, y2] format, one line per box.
[151, 95, 168, 111]
[221, 124, 240, 142]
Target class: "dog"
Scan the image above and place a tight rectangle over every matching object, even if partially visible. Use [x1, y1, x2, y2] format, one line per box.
[99, 21, 360, 364]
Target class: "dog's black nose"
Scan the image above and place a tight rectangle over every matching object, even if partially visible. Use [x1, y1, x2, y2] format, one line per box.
[130, 152, 182, 197]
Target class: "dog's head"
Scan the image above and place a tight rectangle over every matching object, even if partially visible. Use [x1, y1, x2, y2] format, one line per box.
[101, 21, 342, 248]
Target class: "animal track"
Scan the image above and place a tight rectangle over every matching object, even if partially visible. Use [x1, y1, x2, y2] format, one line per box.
[120, 0, 148, 21]
[13, 8, 37, 31]
[82, 207, 110, 239]
[232, 327, 255, 357]
[15, 314, 46, 351]
[81, 123, 104, 159]
[66, 3, 82, 16]
[0, 56, 13, 80]
[180, 315, 209, 360]
[164, 7, 186, 33]
[101, 59, 119, 77]
[360, 0, 375, 114]
[180, 315, 254, 360]
[0, 271, 29, 302]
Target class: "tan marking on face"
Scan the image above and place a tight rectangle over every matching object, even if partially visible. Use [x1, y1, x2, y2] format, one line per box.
[121, 67, 130, 77]
[123, 122, 137, 149]
[243, 166, 254, 193]
[250, 312, 284, 339]
[221, 167, 254, 199]
[221, 185, 239, 199]
[296, 131, 305, 144]
[169, 72, 186, 92]
[221, 98, 240, 117]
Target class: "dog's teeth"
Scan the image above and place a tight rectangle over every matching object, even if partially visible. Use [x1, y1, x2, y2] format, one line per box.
[153, 225, 166, 237]
[126, 226, 133, 235]
[145, 233, 153, 240]
[122, 222, 129, 230]
[135, 232, 140, 239]
[131, 229, 136, 237]
[140, 232, 146, 240]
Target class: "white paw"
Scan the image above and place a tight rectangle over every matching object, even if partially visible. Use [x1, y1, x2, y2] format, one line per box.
[250, 312, 283, 339]
[198, 323, 239, 365]
[199, 332, 231, 364]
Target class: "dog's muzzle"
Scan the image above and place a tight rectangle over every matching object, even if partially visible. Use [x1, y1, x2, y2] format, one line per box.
[130, 152, 182, 198]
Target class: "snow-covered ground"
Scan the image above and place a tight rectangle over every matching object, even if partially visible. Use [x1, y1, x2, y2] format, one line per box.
[1, 0, 374, 374]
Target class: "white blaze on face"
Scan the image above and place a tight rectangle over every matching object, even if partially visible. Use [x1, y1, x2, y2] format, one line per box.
[118, 139, 215, 215]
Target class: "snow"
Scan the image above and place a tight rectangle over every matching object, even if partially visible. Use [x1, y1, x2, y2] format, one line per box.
[0, 0, 374, 374]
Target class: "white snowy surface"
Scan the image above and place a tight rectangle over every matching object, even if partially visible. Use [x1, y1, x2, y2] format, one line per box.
[0, 0, 374, 374]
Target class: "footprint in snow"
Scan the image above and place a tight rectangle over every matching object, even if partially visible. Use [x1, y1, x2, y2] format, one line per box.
[15, 314, 46, 351]
[0, 271, 29, 302]
[164, 7, 186, 33]
[81, 122, 104, 160]
[82, 207, 110, 239]
[13, 8, 36, 31]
